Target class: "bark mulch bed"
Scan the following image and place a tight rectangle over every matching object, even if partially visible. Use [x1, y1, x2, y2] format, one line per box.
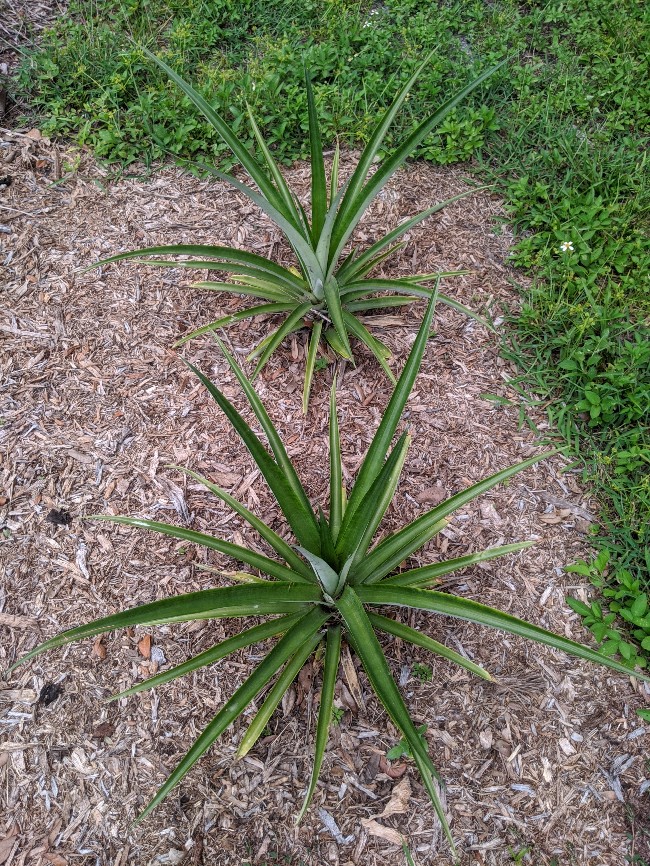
[2, 130, 650, 865]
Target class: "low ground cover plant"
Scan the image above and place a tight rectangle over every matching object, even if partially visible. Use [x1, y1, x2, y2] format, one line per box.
[96, 48, 498, 410]
[8, 296, 646, 855]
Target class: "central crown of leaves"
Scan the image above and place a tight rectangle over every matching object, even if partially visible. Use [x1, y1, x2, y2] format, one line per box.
[94, 47, 500, 410]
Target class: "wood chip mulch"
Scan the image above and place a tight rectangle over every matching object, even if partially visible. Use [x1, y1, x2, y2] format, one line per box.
[2, 130, 650, 866]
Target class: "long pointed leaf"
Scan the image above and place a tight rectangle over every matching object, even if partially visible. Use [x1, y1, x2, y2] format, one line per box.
[171, 466, 314, 581]
[195, 163, 324, 288]
[139, 46, 295, 222]
[328, 380, 343, 542]
[303, 320, 323, 414]
[345, 296, 418, 312]
[337, 188, 485, 283]
[94, 515, 307, 583]
[305, 67, 327, 244]
[342, 310, 395, 383]
[188, 358, 320, 551]
[252, 303, 312, 378]
[343, 289, 438, 529]
[175, 303, 297, 347]
[329, 140, 340, 207]
[91, 244, 305, 290]
[335, 587, 455, 853]
[246, 103, 308, 238]
[297, 623, 341, 821]
[7, 583, 320, 674]
[353, 451, 554, 584]
[237, 630, 322, 757]
[134, 606, 330, 822]
[328, 61, 506, 271]
[111, 613, 305, 700]
[328, 54, 435, 271]
[368, 612, 492, 681]
[335, 432, 411, 564]
[358, 585, 650, 681]
[384, 542, 536, 588]
[323, 277, 353, 360]
[297, 547, 341, 598]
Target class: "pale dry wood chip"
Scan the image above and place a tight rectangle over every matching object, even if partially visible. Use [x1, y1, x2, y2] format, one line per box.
[43, 854, 68, 866]
[0, 836, 18, 866]
[0, 688, 37, 704]
[0, 612, 38, 628]
[480, 501, 503, 525]
[359, 818, 403, 846]
[75, 542, 90, 580]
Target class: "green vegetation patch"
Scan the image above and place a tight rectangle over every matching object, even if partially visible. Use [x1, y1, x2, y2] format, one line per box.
[13, 0, 650, 656]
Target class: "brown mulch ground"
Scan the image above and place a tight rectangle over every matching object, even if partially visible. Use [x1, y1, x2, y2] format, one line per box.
[2, 130, 650, 866]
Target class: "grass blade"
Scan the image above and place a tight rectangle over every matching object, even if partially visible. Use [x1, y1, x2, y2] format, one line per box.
[343, 290, 438, 528]
[383, 542, 536, 588]
[7, 583, 320, 675]
[297, 623, 342, 821]
[368, 612, 493, 681]
[111, 613, 305, 700]
[237, 629, 323, 758]
[134, 606, 329, 822]
[358, 585, 650, 681]
[302, 320, 323, 414]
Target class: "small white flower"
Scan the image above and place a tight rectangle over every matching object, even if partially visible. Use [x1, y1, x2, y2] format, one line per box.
[559, 241, 574, 253]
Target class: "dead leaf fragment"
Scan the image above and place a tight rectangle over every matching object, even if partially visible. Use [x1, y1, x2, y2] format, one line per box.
[138, 634, 152, 658]
[92, 636, 107, 660]
[360, 818, 403, 846]
[378, 755, 407, 778]
[378, 778, 411, 818]
[43, 854, 68, 866]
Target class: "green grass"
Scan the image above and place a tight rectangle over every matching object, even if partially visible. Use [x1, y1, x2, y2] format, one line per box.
[12, 0, 650, 658]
